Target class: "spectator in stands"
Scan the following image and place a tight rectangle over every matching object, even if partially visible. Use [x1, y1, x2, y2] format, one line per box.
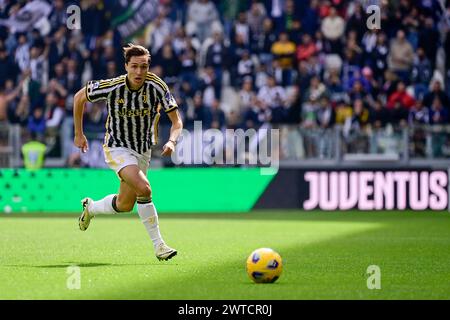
[445, 28, 450, 94]
[429, 97, 449, 125]
[271, 32, 296, 85]
[231, 11, 251, 46]
[1, 79, 23, 122]
[296, 33, 317, 62]
[28, 107, 45, 141]
[179, 41, 198, 85]
[247, 1, 267, 52]
[29, 44, 47, 87]
[256, 17, 277, 65]
[257, 75, 286, 112]
[172, 26, 188, 56]
[186, 0, 221, 43]
[316, 96, 335, 129]
[14, 32, 30, 72]
[343, 98, 371, 152]
[199, 66, 220, 106]
[345, 2, 365, 40]
[48, 0, 68, 32]
[325, 71, 345, 103]
[66, 37, 87, 76]
[428, 97, 449, 157]
[230, 33, 250, 86]
[238, 76, 256, 111]
[345, 30, 363, 65]
[150, 11, 174, 55]
[370, 98, 390, 129]
[335, 99, 353, 125]
[153, 43, 181, 85]
[301, 0, 320, 36]
[243, 96, 271, 130]
[390, 101, 409, 127]
[44, 92, 64, 131]
[47, 26, 68, 72]
[411, 47, 432, 100]
[188, 92, 212, 129]
[0, 44, 19, 88]
[301, 97, 319, 129]
[321, 6, 345, 54]
[283, 0, 302, 43]
[418, 17, 439, 70]
[361, 29, 378, 63]
[210, 99, 226, 130]
[370, 32, 389, 82]
[284, 85, 302, 124]
[52, 63, 67, 88]
[387, 29, 414, 81]
[66, 59, 82, 96]
[236, 49, 255, 87]
[408, 99, 429, 157]
[84, 102, 107, 135]
[423, 79, 450, 112]
[47, 78, 67, 101]
[409, 99, 430, 125]
[387, 81, 415, 110]
[205, 31, 229, 89]
[347, 98, 370, 131]
[304, 76, 327, 103]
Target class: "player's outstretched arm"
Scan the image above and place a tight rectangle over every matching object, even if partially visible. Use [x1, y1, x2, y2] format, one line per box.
[162, 109, 183, 156]
[73, 86, 89, 153]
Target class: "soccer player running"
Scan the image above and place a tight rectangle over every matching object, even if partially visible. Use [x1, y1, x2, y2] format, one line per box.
[73, 44, 182, 261]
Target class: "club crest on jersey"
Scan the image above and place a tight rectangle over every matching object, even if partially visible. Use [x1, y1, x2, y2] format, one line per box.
[142, 94, 147, 103]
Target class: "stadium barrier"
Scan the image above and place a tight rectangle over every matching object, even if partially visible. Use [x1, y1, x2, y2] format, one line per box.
[1, 167, 449, 213]
[255, 168, 450, 211]
[0, 168, 274, 213]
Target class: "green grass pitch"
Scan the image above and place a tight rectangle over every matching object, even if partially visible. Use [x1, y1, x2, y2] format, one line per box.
[1, 210, 449, 299]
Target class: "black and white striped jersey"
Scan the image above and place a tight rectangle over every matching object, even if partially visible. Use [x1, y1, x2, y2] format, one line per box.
[85, 72, 178, 154]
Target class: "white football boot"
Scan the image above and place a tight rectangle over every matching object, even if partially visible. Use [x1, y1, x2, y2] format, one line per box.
[155, 243, 177, 261]
[79, 197, 94, 231]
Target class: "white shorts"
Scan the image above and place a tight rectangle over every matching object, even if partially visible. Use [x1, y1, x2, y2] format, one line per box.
[103, 146, 152, 180]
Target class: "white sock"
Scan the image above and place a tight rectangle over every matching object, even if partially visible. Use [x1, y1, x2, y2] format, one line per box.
[137, 201, 164, 249]
[88, 194, 118, 216]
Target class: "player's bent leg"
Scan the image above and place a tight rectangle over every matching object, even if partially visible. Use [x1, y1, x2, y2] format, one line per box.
[115, 181, 137, 212]
[79, 194, 122, 231]
[78, 178, 136, 231]
[118, 165, 177, 261]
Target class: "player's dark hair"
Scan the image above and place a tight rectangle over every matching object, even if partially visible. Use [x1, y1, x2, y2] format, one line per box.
[123, 43, 151, 64]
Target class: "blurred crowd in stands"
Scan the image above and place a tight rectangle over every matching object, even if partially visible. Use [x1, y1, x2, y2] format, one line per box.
[1, 0, 450, 163]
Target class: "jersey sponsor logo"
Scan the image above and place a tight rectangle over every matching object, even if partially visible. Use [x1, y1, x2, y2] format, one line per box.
[93, 81, 99, 89]
[117, 107, 151, 117]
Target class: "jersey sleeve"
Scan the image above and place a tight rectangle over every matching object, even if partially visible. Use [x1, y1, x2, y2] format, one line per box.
[160, 87, 178, 113]
[85, 77, 122, 102]
[151, 75, 178, 113]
